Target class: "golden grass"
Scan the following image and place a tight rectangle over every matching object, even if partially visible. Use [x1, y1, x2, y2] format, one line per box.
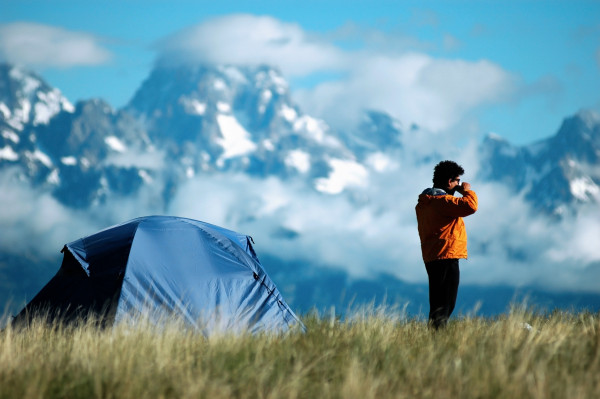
[1, 307, 599, 399]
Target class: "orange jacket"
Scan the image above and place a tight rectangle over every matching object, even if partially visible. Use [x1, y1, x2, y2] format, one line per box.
[415, 188, 478, 263]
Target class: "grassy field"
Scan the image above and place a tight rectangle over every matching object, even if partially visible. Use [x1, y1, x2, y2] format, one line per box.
[1, 307, 599, 399]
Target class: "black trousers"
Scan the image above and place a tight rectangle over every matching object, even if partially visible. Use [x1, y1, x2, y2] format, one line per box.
[425, 259, 460, 329]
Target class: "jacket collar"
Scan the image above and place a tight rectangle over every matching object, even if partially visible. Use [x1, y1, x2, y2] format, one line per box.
[421, 187, 448, 196]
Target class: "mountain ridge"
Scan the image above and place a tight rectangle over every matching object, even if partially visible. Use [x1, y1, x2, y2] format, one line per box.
[1, 61, 599, 316]
[3, 61, 598, 215]
[479, 109, 600, 215]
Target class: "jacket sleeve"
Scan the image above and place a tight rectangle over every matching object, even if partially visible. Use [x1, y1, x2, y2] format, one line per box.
[437, 190, 478, 218]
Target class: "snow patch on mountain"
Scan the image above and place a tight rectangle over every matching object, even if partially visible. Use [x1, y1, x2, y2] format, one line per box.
[6, 99, 30, 130]
[0, 146, 19, 161]
[0, 103, 10, 119]
[2, 65, 74, 131]
[105, 136, 127, 153]
[261, 89, 272, 101]
[9, 67, 40, 93]
[1, 129, 19, 144]
[179, 97, 206, 115]
[216, 114, 257, 160]
[138, 169, 153, 183]
[60, 156, 77, 166]
[31, 150, 53, 168]
[33, 90, 73, 125]
[47, 169, 60, 185]
[570, 176, 600, 201]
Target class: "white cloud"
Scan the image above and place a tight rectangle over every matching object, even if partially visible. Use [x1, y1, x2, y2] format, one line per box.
[166, 173, 421, 279]
[2, 138, 600, 296]
[463, 185, 600, 293]
[0, 169, 92, 255]
[0, 168, 164, 256]
[157, 15, 517, 133]
[545, 206, 600, 266]
[162, 142, 600, 294]
[155, 14, 345, 76]
[0, 22, 112, 68]
[296, 54, 515, 132]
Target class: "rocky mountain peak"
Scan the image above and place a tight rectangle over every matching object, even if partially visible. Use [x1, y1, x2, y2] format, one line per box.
[127, 64, 291, 120]
[1, 61, 598, 216]
[0, 63, 74, 131]
[549, 110, 600, 164]
[480, 109, 600, 215]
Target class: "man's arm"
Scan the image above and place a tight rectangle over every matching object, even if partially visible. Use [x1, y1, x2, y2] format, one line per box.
[440, 182, 478, 217]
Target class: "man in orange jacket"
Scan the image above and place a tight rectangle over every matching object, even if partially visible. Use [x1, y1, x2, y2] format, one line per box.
[415, 160, 478, 329]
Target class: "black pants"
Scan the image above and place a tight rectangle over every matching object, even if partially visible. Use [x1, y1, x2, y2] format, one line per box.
[425, 259, 460, 329]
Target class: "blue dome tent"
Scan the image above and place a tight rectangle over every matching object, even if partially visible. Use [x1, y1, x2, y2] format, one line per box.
[14, 216, 304, 335]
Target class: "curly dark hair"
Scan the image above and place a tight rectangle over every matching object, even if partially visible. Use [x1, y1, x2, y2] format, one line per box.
[433, 160, 464, 188]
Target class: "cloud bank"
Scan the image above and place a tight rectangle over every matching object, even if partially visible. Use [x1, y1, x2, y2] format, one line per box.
[156, 15, 345, 76]
[0, 22, 112, 68]
[4, 131, 598, 295]
[165, 159, 600, 293]
[156, 14, 517, 133]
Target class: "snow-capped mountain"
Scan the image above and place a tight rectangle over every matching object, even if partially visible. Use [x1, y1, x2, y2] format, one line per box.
[1, 62, 384, 208]
[479, 110, 600, 216]
[125, 64, 368, 194]
[0, 63, 75, 184]
[0, 65, 155, 208]
[2, 61, 600, 317]
[0, 64, 74, 132]
[1, 60, 598, 220]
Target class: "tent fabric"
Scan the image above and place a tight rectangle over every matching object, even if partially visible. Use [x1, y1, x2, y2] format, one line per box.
[14, 216, 304, 335]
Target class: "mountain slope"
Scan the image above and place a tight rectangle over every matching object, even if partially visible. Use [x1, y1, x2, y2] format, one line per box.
[127, 64, 355, 182]
[479, 110, 600, 215]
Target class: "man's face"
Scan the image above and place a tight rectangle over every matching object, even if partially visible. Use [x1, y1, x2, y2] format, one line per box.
[447, 176, 461, 194]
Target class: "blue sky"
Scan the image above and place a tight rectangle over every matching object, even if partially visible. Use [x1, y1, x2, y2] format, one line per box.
[1, 0, 599, 144]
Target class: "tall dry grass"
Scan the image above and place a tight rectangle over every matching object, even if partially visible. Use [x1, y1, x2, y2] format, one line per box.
[1, 307, 599, 398]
